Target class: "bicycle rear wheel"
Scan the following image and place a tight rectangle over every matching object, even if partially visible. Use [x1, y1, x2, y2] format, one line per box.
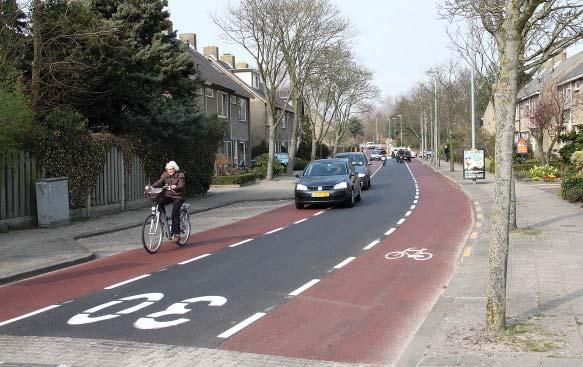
[177, 211, 191, 246]
[142, 214, 163, 254]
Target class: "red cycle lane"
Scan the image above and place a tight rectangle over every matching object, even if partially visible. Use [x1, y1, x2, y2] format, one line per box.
[220, 160, 472, 365]
[0, 204, 318, 322]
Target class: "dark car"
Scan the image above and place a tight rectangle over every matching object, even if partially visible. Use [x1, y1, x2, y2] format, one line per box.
[335, 152, 372, 190]
[403, 150, 412, 162]
[295, 159, 361, 209]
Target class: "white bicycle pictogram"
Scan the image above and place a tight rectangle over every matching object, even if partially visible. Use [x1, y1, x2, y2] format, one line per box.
[385, 247, 433, 261]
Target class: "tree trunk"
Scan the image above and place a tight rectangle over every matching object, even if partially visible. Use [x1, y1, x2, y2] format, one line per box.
[31, 0, 42, 115]
[486, 28, 521, 335]
[287, 94, 301, 176]
[509, 166, 517, 231]
[333, 135, 341, 156]
[310, 136, 317, 161]
[266, 114, 277, 181]
[535, 134, 545, 164]
[449, 130, 454, 172]
[545, 137, 558, 164]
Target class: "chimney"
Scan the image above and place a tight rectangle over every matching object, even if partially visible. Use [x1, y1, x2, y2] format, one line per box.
[178, 33, 197, 51]
[203, 46, 219, 60]
[220, 53, 236, 68]
[235, 62, 250, 69]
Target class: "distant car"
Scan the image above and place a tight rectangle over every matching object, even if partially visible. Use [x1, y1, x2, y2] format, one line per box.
[370, 149, 384, 161]
[295, 159, 361, 209]
[335, 152, 371, 190]
[410, 150, 417, 158]
[403, 150, 412, 162]
[365, 142, 376, 149]
[275, 152, 290, 169]
[423, 150, 433, 159]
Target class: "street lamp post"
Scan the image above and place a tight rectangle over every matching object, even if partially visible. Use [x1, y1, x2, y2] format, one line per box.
[391, 117, 396, 145]
[375, 116, 379, 143]
[397, 114, 403, 147]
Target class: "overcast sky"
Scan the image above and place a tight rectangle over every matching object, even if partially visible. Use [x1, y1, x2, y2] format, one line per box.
[167, 0, 583, 102]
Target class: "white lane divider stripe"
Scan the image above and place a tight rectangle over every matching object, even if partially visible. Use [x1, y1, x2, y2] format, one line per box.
[104, 274, 151, 289]
[363, 239, 381, 250]
[265, 227, 284, 235]
[333, 257, 356, 269]
[414, 200, 418, 204]
[178, 253, 211, 265]
[405, 211, 412, 216]
[217, 312, 266, 339]
[313, 210, 325, 216]
[397, 218, 406, 225]
[289, 279, 320, 296]
[229, 239, 254, 248]
[385, 227, 397, 236]
[410, 205, 416, 210]
[371, 163, 383, 177]
[0, 304, 61, 327]
[294, 218, 308, 224]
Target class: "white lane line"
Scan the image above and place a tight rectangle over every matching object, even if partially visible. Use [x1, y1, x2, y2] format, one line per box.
[217, 312, 266, 339]
[371, 163, 383, 177]
[333, 257, 356, 269]
[313, 210, 325, 216]
[289, 279, 320, 296]
[363, 239, 381, 250]
[385, 227, 397, 236]
[410, 205, 416, 210]
[413, 200, 418, 204]
[229, 239, 253, 248]
[405, 210, 412, 217]
[294, 218, 308, 224]
[0, 304, 61, 327]
[178, 253, 211, 265]
[397, 218, 406, 225]
[104, 274, 151, 289]
[265, 227, 284, 235]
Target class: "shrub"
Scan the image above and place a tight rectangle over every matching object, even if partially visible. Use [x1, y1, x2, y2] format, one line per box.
[570, 150, 583, 173]
[563, 188, 583, 203]
[251, 140, 268, 158]
[558, 131, 583, 163]
[255, 153, 282, 176]
[529, 165, 558, 181]
[211, 173, 256, 185]
[561, 176, 583, 201]
[293, 158, 309, 171]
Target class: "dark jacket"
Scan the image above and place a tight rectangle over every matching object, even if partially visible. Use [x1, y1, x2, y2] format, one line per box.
[152, 171, 185, 199]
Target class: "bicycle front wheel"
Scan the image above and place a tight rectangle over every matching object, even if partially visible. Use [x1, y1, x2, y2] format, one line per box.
[142, 214, 163, 254]
[177, 211, 191, 246]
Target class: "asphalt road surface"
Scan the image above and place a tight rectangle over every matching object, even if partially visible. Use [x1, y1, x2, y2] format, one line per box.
[0, 159, 471, 365]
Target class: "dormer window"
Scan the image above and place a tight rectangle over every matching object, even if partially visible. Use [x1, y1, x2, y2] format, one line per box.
[252, 74, 260, 88]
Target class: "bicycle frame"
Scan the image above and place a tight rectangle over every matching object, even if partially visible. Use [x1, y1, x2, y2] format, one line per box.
[150, 203, 171, 239]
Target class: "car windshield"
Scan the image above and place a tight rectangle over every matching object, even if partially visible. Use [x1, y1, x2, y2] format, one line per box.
[337, 154, 365, 166]
[304, 162, 348, 176]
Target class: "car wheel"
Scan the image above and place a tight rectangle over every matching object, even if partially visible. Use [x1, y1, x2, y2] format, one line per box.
[345, 189, 354, 208]
[355, 190, 361, 202]
[367, 178, 371, 189]
[295, 201, 304, 209]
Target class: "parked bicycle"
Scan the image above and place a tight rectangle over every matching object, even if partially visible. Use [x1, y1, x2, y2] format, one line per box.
[142, 186, 191, 254]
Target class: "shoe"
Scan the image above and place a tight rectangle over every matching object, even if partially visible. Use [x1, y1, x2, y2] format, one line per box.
[171, 235, 180, 243]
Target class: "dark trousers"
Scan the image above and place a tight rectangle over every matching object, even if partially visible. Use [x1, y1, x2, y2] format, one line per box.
[159, 197, 185, 235]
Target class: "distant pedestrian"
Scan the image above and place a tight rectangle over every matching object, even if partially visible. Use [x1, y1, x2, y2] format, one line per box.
[444, 145, 450, 162]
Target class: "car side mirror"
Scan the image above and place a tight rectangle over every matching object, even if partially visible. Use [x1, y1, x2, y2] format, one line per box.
[295, 174, 301, 178]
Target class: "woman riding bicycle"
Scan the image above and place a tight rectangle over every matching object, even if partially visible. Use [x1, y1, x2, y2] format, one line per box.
[145, 161, 185, 243]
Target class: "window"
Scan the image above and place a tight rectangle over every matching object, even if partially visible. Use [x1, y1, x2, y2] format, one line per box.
[239, 99, 247, 122]
[205, 88, 214, 98]
[282, 112, 287, 129]
[252, 74, 260, 88]
[219, 92, 229, 117]
[230, 95, 237, 105]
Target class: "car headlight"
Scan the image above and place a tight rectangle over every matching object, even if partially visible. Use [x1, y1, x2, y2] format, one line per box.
[333, 182, 348, 190]
[358, 173, 365, 177]
[296, 183, 308, 191]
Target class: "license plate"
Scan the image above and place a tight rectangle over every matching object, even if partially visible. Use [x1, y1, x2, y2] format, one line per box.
[311, 191, 329, 198]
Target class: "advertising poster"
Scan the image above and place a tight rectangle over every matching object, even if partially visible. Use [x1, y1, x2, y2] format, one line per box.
[463, 149, 486, 180]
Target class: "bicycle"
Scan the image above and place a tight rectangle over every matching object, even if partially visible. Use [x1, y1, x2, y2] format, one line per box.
[385, 247, 432, 261]
[142, 186, 191, 254]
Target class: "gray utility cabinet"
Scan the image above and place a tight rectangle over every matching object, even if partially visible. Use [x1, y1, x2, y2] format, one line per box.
[36, 177, 70, 227]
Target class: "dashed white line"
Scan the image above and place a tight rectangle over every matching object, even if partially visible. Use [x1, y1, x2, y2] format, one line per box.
[410, 205, 416, 210]
[178, 253, 211, 265]
[405, 210, 412, 216]
[333, 257, 356, 269]
[385, 227, 397, 236]
[265, 227, 284, 235]
[397, 218, 406, 225]
[217, 312, 266, 339]
[313, 210, 325, 216]
[413, 200, 418, 204]
[415, 195, 419, 199]
[363, 239, 381, 250]
[229, 239, 254, 248]
[294, 218, 308, 224]
[0, 305, 61, 327]
[289, 279, 320, 296]
[104, 274, 151, 289]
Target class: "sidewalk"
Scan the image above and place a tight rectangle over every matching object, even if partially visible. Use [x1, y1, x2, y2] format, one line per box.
[0, 176, 297, 285]
[398, 160, 583, 366]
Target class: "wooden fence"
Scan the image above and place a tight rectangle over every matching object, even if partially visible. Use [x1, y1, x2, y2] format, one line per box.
[0, 147, 150, 229]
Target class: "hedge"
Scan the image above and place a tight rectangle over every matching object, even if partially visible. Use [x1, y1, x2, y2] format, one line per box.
[211, 173, 256, 185]
[561, 176, 583, 202]
[293, 158, 309, 171]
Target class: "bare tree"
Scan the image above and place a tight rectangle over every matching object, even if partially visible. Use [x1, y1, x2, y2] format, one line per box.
[275, 0, 351, 175]
[530, 85, 567, 164]
[442, 0, 583, 335]
[215, 0, 292, 180]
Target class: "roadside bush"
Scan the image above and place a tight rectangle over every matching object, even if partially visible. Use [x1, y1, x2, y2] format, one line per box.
[558, 131, 583, 163]
[570, 150, 583, 174]
[529, 165, 558, 181]
[293, 158, 309, 171]
[254, 153, 282, 176]
[560, 176, 583, 202]
[251, 140, 268, 158]
[211, 173, 256, 185]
